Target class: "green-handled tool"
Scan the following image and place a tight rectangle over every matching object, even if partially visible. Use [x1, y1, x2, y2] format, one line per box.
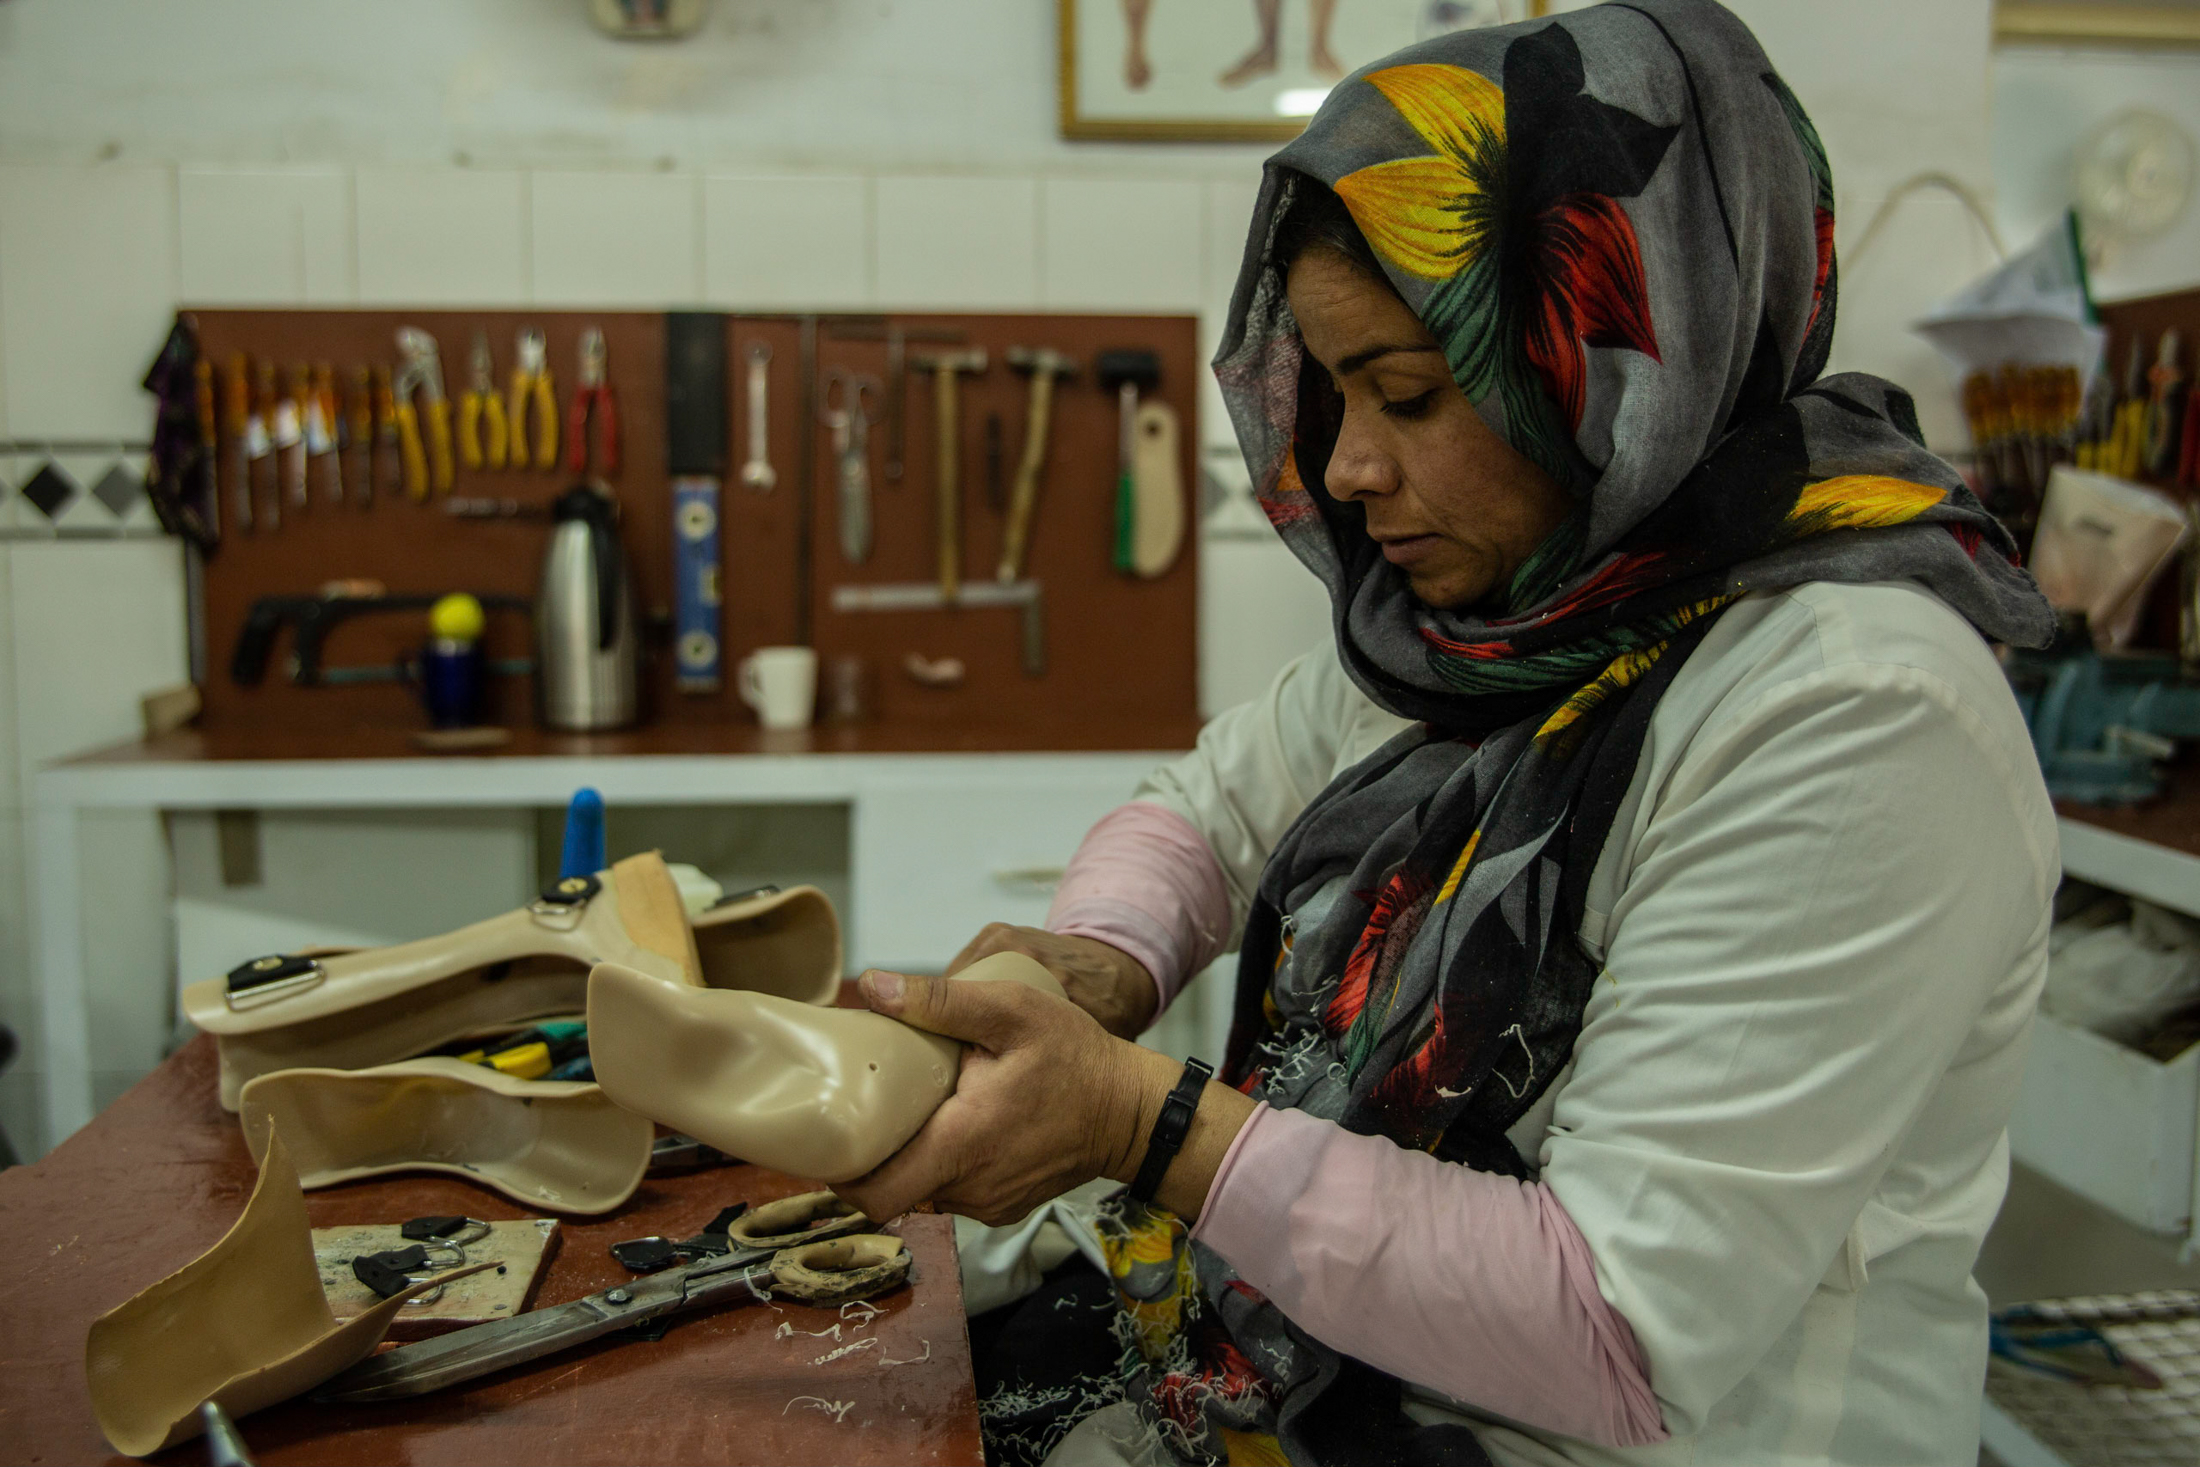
[1098, 349, 1161, 574]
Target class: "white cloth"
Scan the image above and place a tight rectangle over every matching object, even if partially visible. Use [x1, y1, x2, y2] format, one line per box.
[1132, 580, 2057, 1467]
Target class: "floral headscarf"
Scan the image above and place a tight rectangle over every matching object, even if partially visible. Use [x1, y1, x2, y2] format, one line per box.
[1092, 3, 2052, 1464]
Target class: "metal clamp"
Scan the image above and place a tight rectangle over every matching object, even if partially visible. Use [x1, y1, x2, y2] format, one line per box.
[223, 954, 326, 1011]
[528, 873, 601, 923]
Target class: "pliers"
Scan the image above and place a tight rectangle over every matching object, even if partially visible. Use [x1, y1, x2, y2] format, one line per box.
[566, 327, 620, 477]
[458, 331, 509, 472]
[392, 327, 455, 498]
[508, 329, 557, 471]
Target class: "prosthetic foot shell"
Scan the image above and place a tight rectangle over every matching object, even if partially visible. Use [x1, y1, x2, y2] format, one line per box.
[85, 1126, 468, 1457]
[237, 1057, 655, 1214]
[183, 854, 842, 1109]
[693, 883, 842, 1004]
[586, 950, 1064, 1183]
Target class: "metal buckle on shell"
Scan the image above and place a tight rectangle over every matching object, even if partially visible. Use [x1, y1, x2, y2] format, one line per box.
[224, 953, 327, 1010]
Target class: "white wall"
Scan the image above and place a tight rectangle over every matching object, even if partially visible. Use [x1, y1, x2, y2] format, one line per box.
[0, 0, 2030, 1154]
[1993, 44, 2200, 304]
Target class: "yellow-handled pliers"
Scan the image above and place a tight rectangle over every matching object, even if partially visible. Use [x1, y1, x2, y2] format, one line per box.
[458, 331, 509, 472]
[508, 328, 557, 471]
[393, 327, 454, 498]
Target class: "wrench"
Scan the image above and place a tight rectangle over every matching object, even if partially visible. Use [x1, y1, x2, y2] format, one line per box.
[821, 368, 881, 564]
[739, 342, 776, 494]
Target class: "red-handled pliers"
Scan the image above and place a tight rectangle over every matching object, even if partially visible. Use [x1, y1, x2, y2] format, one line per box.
[566, 327, 620, 477]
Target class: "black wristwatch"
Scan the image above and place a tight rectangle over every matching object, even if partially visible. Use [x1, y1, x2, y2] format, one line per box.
[1128, 1057, 1214, 1206]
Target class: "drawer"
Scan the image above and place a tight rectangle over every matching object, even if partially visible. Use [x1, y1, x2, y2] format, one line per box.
[2009, 1008, 2199, 1236]
[850, 770, 1143, 972]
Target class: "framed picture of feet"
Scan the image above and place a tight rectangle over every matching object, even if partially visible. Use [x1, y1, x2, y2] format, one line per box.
[1059, 0, 1547, 141]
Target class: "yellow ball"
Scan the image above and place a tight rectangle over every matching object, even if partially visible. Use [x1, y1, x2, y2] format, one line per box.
[430, 592, 486, 642]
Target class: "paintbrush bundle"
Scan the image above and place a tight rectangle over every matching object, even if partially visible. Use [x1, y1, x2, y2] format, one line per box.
[1961, 361, 2083, 539]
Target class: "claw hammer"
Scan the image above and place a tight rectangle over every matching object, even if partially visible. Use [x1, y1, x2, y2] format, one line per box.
[1000, 347, 1078, 583]
[912, 348, 988, 600]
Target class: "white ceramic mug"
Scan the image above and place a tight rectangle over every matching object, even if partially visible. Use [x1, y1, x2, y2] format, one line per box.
[738, 646, 818, 731]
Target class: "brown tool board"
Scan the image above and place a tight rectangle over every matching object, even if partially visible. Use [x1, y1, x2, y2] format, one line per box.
[2093, 287, 2199, 655]
[187, 309, 1200, 741]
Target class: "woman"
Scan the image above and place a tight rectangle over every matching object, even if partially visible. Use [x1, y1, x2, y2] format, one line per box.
[836, 1, 2058, 1462]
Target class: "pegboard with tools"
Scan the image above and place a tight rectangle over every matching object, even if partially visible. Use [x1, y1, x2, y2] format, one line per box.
[185, 309, 1201, 745]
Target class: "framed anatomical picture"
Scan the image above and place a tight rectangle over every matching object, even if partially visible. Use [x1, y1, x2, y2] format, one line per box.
[1059, 0, 1548, 141]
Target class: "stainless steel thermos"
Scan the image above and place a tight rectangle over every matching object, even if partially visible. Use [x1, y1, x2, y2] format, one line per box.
[535, 485, 639, 731]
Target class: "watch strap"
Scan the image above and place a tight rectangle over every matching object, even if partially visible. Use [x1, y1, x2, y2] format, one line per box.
[1128, 1056, 1214, 1205]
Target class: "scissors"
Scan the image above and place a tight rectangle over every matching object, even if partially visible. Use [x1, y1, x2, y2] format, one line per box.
[311, 1192, 909, 1403]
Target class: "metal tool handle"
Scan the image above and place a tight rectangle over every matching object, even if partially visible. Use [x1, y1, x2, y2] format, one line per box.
[998, 370, 1057, 583]
[935, 368, 961, 600]
[741, 343, 776, 493]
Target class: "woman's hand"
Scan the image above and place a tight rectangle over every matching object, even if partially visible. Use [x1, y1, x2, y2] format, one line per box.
[830, 969, 1254, 1227]
[947, 924, 1159, 1039]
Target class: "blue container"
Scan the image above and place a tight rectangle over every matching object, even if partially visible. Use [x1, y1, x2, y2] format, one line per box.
[420, 639, 486, 728]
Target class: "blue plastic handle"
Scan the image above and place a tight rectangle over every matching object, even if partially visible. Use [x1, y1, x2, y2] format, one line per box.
[559, 787, 606, 879]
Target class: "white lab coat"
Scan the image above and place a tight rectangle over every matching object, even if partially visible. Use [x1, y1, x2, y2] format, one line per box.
[1122, 578, 2057, 1466]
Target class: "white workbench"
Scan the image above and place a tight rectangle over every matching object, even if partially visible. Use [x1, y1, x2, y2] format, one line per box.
[29, 723, 1195, 1150]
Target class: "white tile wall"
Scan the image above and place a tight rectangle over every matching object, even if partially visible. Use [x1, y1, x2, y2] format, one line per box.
[81, 808, 176, 1113]
[531, 171, 702, 306]
[1829, 188, 2003, 452]
[7, 541, 189, 788]
[1039, 178, 1204, 311]
[874, 175, 1039, 309]
[0, 547, 16, 808]
[1202, 177, 1265, 451]
[0, 805, 34, 1158]
[178, 167, 355, 305]
[0, 165, 178, 438]
[355, 167, 528, 305]
[703, 175, 873, 309]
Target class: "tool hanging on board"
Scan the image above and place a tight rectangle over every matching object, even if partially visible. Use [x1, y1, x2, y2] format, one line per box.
[1099, 350, 1158, 572]
[274, 366, 309, 513]
[347, 366, 375, 510]
[305, 364, 341, 506]
[666, 311, 729, 694]
[223, 354, 253, 534]
[184, 353, 222, 542]
[459, 331, 510, 472]
[1000, 347, 1078, 584]
[828, 321, 965, 484]
[831, 579, 1048, 678]
[566, 327, 620, 477]
[985, 412, 1005, 513]
[371, 365, 403, 502]
[821, 368, 882, 565]
[1127, 396, 1185, 577]
[393, 328, 455, 497]
[739, 342, 776, 493]
[509, 329, 557, 471]
[250, 362, 280, 530]
[912, 349, 988, 600]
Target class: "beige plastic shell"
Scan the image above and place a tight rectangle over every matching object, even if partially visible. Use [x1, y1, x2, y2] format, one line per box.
[85, 1126, 453, 1458]
[237, 1056, 655, 1214]
[183, 856, 843, 1110]
[586, 950, 1064, 1184]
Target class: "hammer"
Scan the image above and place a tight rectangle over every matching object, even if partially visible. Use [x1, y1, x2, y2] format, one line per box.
[1000, 347, 1079, 583]
[912, 348, 989, 600]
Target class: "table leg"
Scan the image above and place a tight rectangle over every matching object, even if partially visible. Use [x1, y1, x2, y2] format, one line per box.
[29, 798, 91, 1149]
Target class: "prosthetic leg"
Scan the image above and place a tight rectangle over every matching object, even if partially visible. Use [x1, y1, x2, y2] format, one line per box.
[182, 853, 841, 1109]
[237, 1057, 656, 1214]
[586, 950, 1064, 1183]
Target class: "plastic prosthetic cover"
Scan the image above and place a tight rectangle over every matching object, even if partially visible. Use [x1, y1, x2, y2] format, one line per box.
[587, 950, 1067, 1183]
[181, 853, 841, 1108]
[693, 883, 842, 1004]
[238, 1057, 655, 1214]
[85, 1126, 486, 1458]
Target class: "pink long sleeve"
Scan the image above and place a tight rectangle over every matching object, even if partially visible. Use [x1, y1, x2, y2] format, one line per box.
[1045, 803, 1231, 1015]
[1193, 1105, 1668, 1449]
